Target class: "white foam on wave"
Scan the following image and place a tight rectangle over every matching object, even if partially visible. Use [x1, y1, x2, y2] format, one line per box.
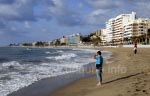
[57, 50, 64, 53]
[46, 53, 77, 60]
[45, 50, 63, 55]
[0, 72, 38, 96]
[0, 60, 81, 96]
[72, 48, 98, 53]
[26, 48, 32, 50]
[55, 53, 77, 60]
[45, 51, 51, 54]
[1, 61, 21, 67]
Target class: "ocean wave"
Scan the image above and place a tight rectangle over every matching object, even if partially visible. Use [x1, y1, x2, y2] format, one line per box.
[57, 50, 64, 53]
[46, 53, 77, 60]
[26, 48, 32, 50]
[1, 61, 21, 68]
[0, 61, 84, 96]
[0, 48, 112, 96]
[45, 51, 51, 54]
[45, 50, 63, 54]
[72, 48, 98, 53]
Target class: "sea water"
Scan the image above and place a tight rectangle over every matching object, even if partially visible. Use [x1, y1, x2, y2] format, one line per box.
[0, 47, 111, 96]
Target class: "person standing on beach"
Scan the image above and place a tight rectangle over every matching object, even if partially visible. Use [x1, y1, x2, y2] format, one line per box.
[133, 43, 137, 54]
[93, 51, 103, 86]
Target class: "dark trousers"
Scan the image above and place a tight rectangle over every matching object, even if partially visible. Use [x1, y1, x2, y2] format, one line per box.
[134, 49, 137, 54]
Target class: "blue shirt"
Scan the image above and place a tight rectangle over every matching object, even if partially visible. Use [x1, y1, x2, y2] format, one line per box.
[96, 55, 103, 65]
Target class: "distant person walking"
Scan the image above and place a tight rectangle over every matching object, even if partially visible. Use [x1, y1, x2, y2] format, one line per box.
[133, 43, 137, 54]
[93, 51, 103, 86]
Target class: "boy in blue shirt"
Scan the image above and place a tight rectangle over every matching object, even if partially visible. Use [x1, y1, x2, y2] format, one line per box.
[93, 51, 103, 86]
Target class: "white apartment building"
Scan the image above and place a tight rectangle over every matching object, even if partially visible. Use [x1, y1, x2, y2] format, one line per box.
[101, 29, 108, 45]
[114, 12, 136, 42]
[106, 18, 115, 42]
[145, 18, 150, 29]
[124, 18, 148, 38]
[106, 12, 136, 44]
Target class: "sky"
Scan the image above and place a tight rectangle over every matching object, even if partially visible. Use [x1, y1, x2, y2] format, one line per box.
[0, 0, 150, 46]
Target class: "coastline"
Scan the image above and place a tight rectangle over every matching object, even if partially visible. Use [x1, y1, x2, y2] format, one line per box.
[7, 47, 112, 96]
[48, 47, 150, 96]
[7, 63, 95, 96]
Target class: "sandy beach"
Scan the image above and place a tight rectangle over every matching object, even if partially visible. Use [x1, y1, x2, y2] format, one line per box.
[49, 47, 150, 96]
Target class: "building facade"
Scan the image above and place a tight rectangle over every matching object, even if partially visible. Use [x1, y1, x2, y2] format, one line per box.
[60, 36, 66, 45]
[101, 29, 108, 45]
[106, 18, 115, 42]
[124, 18, 148, 38]
[106, 12, 136, 44]
[66, 33, 81, 46]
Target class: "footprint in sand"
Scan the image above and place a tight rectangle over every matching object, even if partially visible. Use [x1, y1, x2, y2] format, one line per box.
[117, 94, 123, 96]
[132, 93, 138, 96]
[142, 90, 148, 95]
[135, 88, 141, 91]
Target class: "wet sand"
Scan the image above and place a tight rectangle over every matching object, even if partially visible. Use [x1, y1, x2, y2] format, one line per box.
[49, 48, 150, 96]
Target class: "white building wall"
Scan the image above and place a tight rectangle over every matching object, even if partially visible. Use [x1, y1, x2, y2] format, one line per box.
[101, 29, 108, 43]
[106, 12, 136, 43]
[106, 18, 115, 42]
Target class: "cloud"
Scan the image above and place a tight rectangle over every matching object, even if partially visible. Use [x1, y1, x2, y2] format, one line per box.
[0, 0, 150, 46]
[0, 0, 15, 4]
[84, 0, 121, 9]
[0, 0, 35, 21]
[84, 9, 110, 26]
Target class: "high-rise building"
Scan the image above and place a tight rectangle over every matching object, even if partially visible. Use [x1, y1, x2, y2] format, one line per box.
[106, 12, 136, 44]
[114, 12, 136, 42]
[106, 18, 115, 42]
[124, 18, 148, 38]
[101, 29, 108, 45]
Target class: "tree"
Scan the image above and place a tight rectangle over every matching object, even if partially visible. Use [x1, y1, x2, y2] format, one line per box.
[91, 36, 101, 45]
[54, 39, 60, 46]
[81, 35, 91, 42]
[22, 43, 32, 46]
[35, 41, 44, 46]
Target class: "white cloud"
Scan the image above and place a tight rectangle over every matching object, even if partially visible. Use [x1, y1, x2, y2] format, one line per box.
[49, 0, 65, 15]
[85, 0, 121, 9]
[0, 4, 19, 18]
[85, 9, 110, 25]
[24, 21, 31, 28]
[90, 9, 110, 16]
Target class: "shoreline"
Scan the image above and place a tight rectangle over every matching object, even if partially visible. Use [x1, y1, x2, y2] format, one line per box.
[7, 48, 112, 96]
[48, 47, 150, 96]
[7, 63, 95, 96]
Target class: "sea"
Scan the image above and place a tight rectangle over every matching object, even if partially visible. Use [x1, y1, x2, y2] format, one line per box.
[0, 47, 112, 96]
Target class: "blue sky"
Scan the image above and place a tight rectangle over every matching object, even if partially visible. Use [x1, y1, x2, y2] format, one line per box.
[0, 0, 150, 46]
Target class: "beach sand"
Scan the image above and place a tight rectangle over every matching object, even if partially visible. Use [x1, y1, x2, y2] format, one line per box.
[49, 47, 150, 96]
